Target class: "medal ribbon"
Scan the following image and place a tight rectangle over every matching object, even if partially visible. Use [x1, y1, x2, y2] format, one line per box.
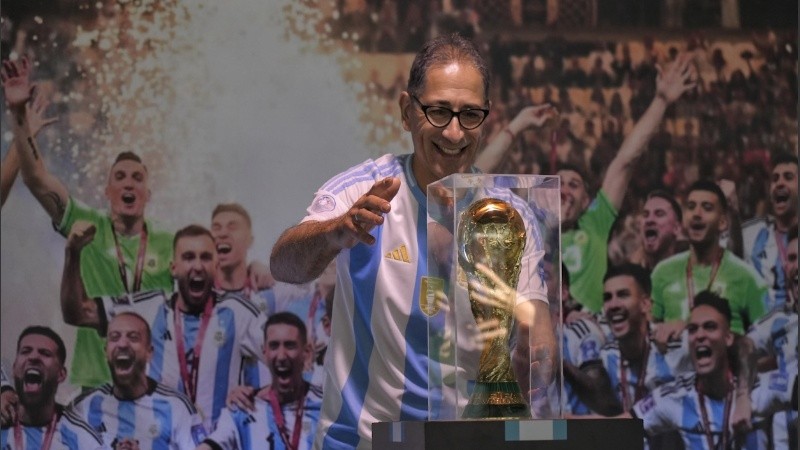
[619, 337, 650, 411]
[174, 297, 214, 402]
[267, 387, 306, 450]
[686, 249, 723, 310]
[697, 371, 733, 450]
[111, 223, 148, 293]
[14, 410, 58, 450]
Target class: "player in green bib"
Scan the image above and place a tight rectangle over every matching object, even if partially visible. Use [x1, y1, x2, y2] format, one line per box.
[652, 180, 769, 338]
[558, 54, 696, 313]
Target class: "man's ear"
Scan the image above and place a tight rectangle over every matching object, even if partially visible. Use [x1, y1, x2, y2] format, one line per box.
[399, 91, 413, 132]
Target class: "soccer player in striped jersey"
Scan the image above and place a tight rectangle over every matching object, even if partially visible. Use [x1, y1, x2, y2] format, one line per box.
[0, 326, 104, 450]
[628, 292, 798, 450]
[199, 312, 323, 450]
[69, 312, 205, 449]
[271, 34, 556, 449]
[745, 226, 798, 449]
[60, 223, 266, 430]
[742, 153, 798, 311]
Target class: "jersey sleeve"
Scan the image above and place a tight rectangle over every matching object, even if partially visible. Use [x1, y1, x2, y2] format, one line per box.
[565, 319, 604, 367]
[631, 385, 679, 436]
[751, 370, 798, 419]
[97, 290, 165, 336]
[174, 401, 208, 449]
[56, 198, 105, 237]
[204, 407, 242, 450]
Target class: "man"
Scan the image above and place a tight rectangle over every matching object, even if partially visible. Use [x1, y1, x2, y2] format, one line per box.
[14, 58, 174, 387]
[557, 54, 695, 313]
[629, 292, 798, 449]
[745, 226, 798, 449]
[651, 180, 769, 338]
[565, 265, 692, 431]
[0, 326, 104, 449]
[211, 203, 322, 390]
[198, 312, 323, 450]
[60, 223, 266, 429]
[69, 312, 206, 449]
[742, 153, 798, 310]
[635, 190, 686, 270]
[270, 34, 555, 449]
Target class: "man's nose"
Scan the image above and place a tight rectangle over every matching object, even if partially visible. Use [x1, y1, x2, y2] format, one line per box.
[441, 117, 465, 143]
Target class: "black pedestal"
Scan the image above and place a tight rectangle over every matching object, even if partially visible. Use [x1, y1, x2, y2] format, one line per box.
[373, 418, 643, 450]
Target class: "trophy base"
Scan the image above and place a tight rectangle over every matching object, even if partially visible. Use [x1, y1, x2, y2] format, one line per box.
[462, 381, 531, 419]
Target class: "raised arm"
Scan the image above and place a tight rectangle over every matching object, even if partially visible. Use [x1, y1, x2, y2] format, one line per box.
[474, 104, 557, 173]
[0, 60, 56, 207]
[2, 58, 69, 223]
[270, 177, 400, 284]
[60, 220, 102, 328]
[602, 54, 696, 210]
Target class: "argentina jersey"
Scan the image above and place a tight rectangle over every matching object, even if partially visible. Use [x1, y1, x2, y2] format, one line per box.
[68, 379, 205, 450]
[633, 371, 797, 450]
[99, 290, 266, 429]
[562, 318, 605, 415]
[207, 384, 323, 450]
[0, 407, 104, 450]
[743, 217, 789, 310]
[601, 334, 692, 407]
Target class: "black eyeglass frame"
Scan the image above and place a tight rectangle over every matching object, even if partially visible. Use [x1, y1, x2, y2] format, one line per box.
[410, 95, 490, 130]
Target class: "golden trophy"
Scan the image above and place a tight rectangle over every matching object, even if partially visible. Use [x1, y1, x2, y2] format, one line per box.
[457, 197, 530, 419]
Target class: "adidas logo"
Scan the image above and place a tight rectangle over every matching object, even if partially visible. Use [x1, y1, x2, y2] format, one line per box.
[385, 244, 410, 263]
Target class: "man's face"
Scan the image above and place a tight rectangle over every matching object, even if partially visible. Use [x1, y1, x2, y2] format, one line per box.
[558, 170, 590, 228]
[12, 334, 66, 407]
[105, 160, 150, 220]
[106, 315, 152, 386]
[171, 235, 217, 310]
[639, 196, 681, 255]
[603, 275, 650, 340]
[687, 305, 733, 376]
[401, 62, 487, 191]
[211, 211, 253, 272]
[787, 237, 798, 306]
[683, 190, 727, 246]
[770, 163, 798, 219]
[264, 323, 309, 395]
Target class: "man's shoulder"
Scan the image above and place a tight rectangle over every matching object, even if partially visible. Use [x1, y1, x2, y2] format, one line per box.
[58, 405, 105, 444]
[652, 251, 689, 275]
[215, 290, 261, 317]
[109, 289, 169, 308]
[151, 380, 198, 414]
[741, 216, 772, 235]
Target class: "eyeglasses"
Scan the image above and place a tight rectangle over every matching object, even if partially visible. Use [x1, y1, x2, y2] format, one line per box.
[411, 95, 489, 130]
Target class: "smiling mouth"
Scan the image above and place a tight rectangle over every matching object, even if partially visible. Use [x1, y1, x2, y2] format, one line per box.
[606, 309, 628, 324]
[113, 354, 134, 371]
[216, 244, 232, 255]
[122, 193, 136, 205]
[694, 345, 712, 361]
[434, 142, 464, 156]
[23, 368, 43, 392]
[773, 192, 790, 206]
[189, 276, 206, 293]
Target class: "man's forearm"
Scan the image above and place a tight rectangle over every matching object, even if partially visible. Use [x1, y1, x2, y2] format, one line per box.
[14, 110, 69, 222]
[270, 220, 343, 284]
[563, 362, 624, 416]
[60, 247, 99, 327]
[0, 142, 21, 207]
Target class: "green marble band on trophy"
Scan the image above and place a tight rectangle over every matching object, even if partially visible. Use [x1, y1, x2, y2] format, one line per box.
[457, 197, 531, 419]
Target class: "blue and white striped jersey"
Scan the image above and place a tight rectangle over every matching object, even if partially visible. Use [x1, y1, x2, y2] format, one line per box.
[601, 334, 692, 408]
[301, 154, 548, 449]
[742, 217, 791, 310]
[561, 317, 606, 415]
[207, 384, 323, 450]
[68, 378, 205, 450]
[747, 307, 798, 449]
[99, 290, 265, 429]
[0, 406, 105, 450]
[633, 370, 797, 450]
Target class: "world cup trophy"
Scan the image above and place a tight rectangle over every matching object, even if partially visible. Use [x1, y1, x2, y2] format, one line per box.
[457, 197, 530, 419]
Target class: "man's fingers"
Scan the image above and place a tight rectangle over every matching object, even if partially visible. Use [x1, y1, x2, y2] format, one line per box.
[368, 177, 401, 204]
